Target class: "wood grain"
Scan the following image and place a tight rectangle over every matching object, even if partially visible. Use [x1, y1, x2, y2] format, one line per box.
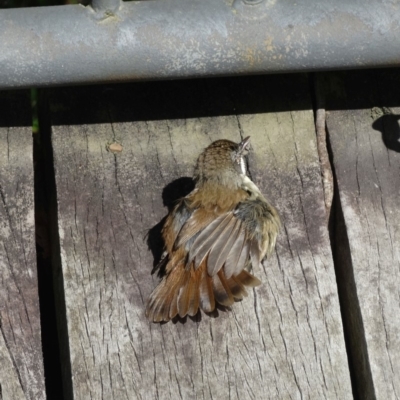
[49, 76, 352, 399]
[0, 91, 45, 399]
[325, 70, 400, 400]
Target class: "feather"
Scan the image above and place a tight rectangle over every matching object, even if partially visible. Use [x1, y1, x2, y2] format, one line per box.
[227, 276, 248, 300]
[207, 217, 239, 276]
[236, 269, 261, 287]
[199, 263, 215, 312]
[234, 241, 250, 277]
[147, 288, 169, 323]
[175, 209, 215, 248]
[177, 271, 192, 318]
[187, 214, 232, 268]
[146, 278, 169, 322]
[187, 276, 200, 317]
[169, 200, 192, 240]
[169, 289, 179, 320]
[188, 271, 200, 317]
[146, 261, 187, 322]
[224, 230, 245, 279]
[212, 271, 234, 307]
[250, 238, 261, 269]
[177, 268, 201, 318]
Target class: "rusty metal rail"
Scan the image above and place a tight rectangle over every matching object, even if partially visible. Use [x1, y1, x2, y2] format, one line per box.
[1, 0, 399, 89]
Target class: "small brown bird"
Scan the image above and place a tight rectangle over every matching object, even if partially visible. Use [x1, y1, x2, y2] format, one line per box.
[146, 137, 280, 322]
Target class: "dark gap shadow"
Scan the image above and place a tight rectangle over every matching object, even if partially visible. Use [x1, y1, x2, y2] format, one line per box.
[4, 70, 400, 130]
[27, 69, 400, 131]
[0, 90, 31, 127]
[372, 114, 400, 153]
[33, 112, 64, 399]
[47, 73, 312, 126]
[37, 90, 73, 400]
[161, 177, 195, 211]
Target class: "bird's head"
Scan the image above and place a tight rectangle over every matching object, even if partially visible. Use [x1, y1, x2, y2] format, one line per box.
[194, 137, 251, 188]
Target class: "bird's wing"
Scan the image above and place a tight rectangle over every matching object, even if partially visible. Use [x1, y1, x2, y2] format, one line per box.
[174, 195, 280, 281]
[172, 207, 260, 281]
[174, 207, 217, 250]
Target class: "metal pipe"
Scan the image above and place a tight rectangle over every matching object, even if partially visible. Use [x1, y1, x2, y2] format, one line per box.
[0, 0, 399, 89]
[90, 0, 121, 14]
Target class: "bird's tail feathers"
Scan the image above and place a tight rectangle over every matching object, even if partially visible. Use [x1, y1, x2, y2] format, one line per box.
[146, 260, 261, 322]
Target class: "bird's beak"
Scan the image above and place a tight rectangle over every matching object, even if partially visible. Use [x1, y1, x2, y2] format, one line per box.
[239, 136, 251, 153]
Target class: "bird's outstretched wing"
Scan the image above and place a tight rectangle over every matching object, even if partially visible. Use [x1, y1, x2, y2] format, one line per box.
[175, 195, 279, 279]
[180, 212, 252, 279]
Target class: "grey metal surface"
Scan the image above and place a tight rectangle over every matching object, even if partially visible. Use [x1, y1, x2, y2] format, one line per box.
[0, 0, 399, 89]
[91, 0, 121, 13]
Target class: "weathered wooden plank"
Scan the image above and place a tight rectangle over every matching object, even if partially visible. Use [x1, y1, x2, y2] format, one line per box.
[49, 76, 352, 399]
[324, 70, 400, 400]
[0, 91, 46, 399]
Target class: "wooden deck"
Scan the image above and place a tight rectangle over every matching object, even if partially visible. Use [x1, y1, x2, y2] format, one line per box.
[0, 70, 399, 399]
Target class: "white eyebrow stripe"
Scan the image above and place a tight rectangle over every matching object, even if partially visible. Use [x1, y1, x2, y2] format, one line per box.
[240, 156, 246, 174]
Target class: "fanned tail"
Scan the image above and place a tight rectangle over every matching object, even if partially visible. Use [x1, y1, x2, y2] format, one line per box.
[145, 262, 188, 322]
[146, 261, 261, 322]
